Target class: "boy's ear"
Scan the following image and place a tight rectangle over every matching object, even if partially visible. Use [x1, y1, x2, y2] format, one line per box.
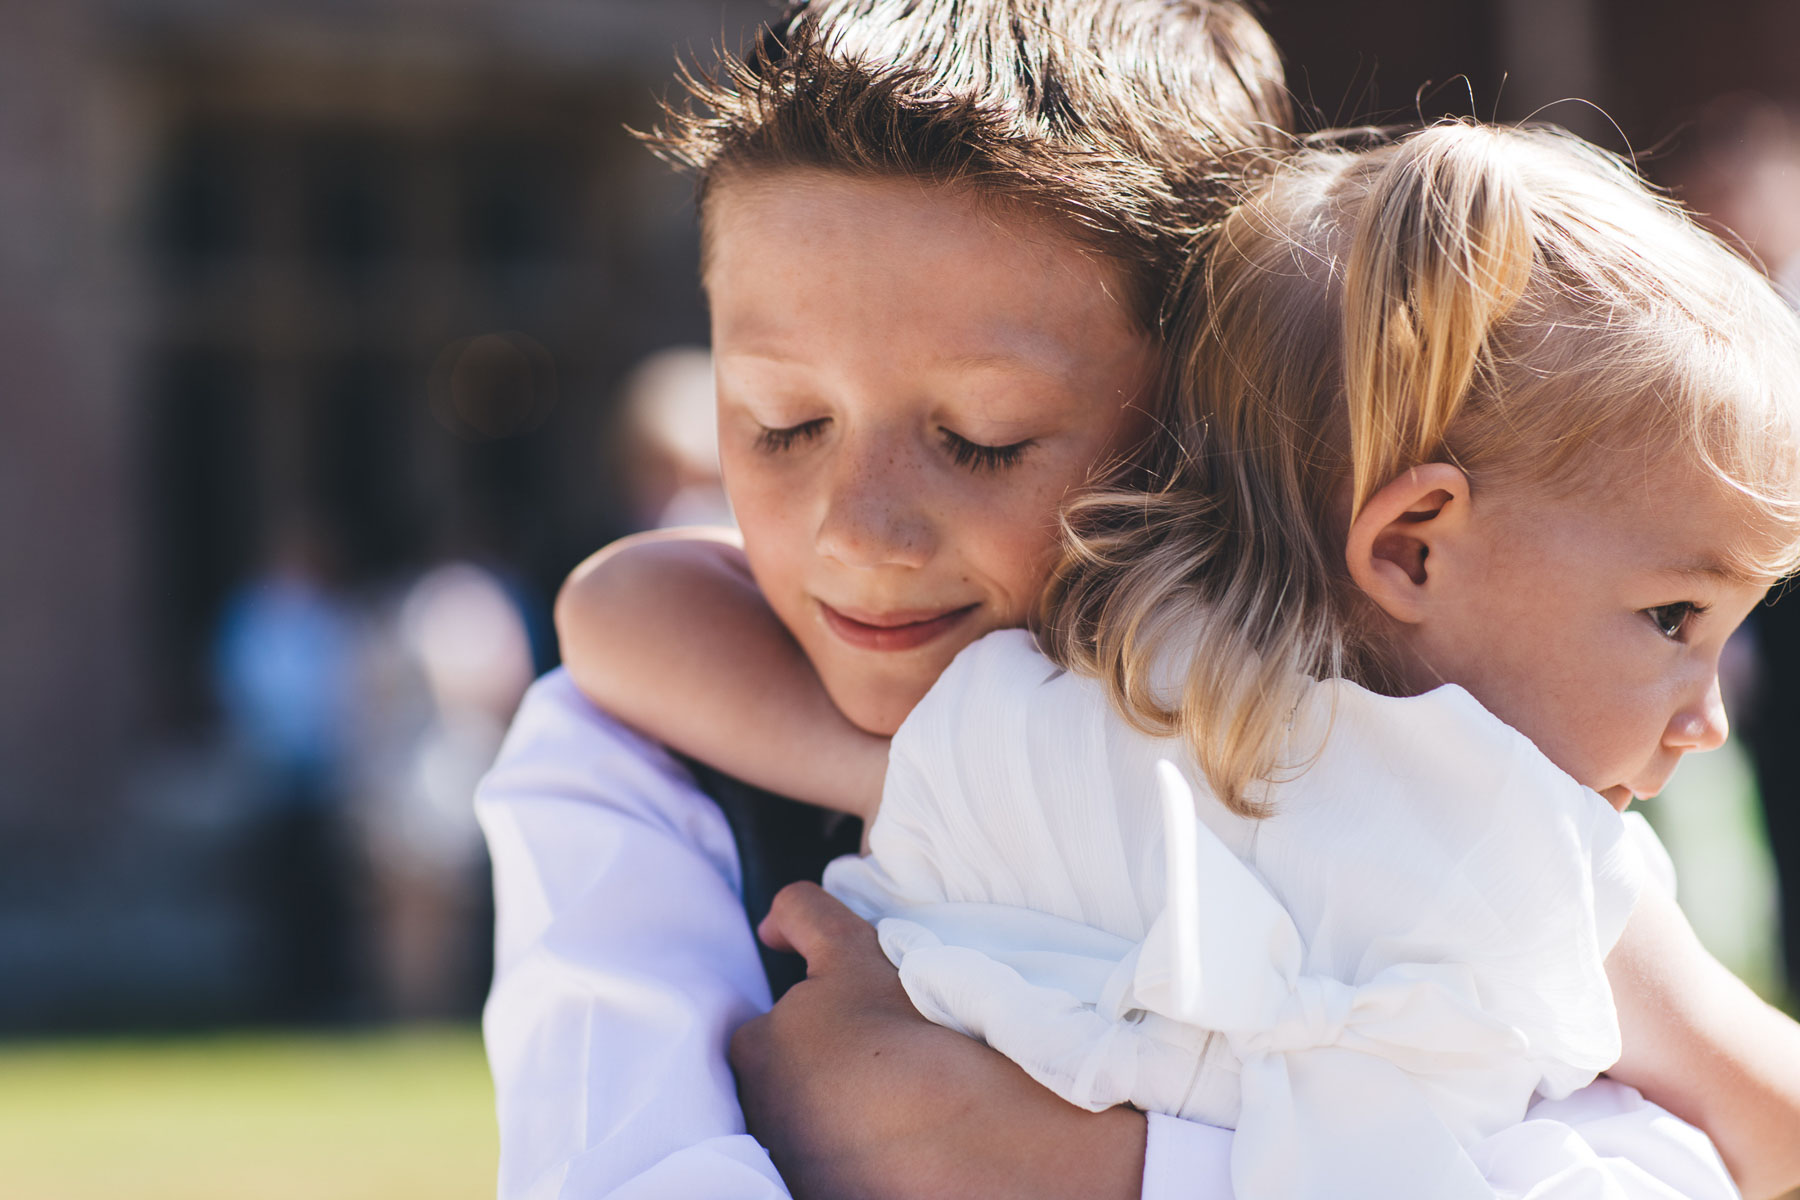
[1344, 463, 1473, 624]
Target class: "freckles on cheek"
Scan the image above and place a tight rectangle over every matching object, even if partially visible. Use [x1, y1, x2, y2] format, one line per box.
[721, 456, 797, 528]
[728, 487, 807, 591]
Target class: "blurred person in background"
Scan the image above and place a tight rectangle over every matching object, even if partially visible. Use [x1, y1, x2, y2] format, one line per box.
[1676, 96, 1800, 991]
[212, 517, 359, 1023]
[356, 559, 535, 1021]
[617, 345, 733, 531]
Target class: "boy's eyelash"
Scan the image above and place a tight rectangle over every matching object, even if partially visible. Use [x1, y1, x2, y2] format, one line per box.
[753, 421, 1033, 471]
[1644, 601, 1710, 640]
[755, 419, 827, 453]
[942, 429, 1034, 472]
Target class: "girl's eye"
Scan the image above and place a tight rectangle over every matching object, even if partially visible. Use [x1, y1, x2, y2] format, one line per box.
[1644, 601, 1709, 641]
[755, 419, 827, 453]
[942, 429, 1034, 473]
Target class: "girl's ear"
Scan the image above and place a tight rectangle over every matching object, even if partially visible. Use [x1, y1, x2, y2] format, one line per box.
[1344, 462, 1473, 624]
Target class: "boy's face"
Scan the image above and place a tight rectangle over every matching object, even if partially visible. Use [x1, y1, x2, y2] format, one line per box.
[706, 169, 1156, 734]
[1398, 465, 1776, 808]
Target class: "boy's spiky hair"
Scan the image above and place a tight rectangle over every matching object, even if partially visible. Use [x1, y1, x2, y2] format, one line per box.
[645, 0, 1291, 328]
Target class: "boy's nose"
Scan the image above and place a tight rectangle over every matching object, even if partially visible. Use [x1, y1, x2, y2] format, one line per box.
[1664, 677, 1729, 754]
[815, 448, 934, 570]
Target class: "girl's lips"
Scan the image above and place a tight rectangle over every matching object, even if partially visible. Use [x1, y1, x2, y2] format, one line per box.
[1601, 782, 1664, 811]
[818, 601, 979, 652]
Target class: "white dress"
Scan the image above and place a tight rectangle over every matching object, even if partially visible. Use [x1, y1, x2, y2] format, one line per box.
[826, 630, 1655, 1200]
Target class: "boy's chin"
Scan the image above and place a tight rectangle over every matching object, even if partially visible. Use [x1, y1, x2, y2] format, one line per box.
[819, 669, 936, 738]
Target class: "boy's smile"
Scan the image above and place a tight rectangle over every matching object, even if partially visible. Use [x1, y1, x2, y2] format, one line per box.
[816, 601, 980, 653]
[705, 169, 1156, 734]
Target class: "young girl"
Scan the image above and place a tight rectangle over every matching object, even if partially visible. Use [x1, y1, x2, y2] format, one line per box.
[562, 123, 1800, 1196]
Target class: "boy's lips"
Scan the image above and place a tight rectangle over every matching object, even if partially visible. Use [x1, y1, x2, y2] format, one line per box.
[818, 601, 980, 652]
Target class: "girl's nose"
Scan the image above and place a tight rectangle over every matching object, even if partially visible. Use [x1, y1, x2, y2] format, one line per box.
[815, 447, 935, 570]
[1664, 676, 1729, 754]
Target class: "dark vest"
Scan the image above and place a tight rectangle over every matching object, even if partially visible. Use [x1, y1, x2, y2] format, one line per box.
[681, 757, 865, 998]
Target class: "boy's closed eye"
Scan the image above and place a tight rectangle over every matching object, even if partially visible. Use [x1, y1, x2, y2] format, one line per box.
[941, 428, 1034, 472]
[753, 415, 1037, 474]
[756, 419, 828, 453]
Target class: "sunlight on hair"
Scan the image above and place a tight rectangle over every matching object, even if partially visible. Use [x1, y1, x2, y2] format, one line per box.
[1044, 119, 1800, 816]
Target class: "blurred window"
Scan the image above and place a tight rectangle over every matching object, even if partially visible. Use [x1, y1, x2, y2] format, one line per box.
[137, 70, 669, 731]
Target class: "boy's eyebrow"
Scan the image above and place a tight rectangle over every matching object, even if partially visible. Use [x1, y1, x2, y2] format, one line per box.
[715, 349, 808, 366]
[721, 347, 1085, 390]
[938, 350, 1091, 391]
[942, 350, 1068, 374]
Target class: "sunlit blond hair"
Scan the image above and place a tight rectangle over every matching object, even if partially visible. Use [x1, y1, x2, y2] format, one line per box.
[1043, 120, 1800, 816]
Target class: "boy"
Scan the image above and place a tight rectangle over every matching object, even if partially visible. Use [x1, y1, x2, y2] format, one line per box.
[479, 3, 1291, 1197]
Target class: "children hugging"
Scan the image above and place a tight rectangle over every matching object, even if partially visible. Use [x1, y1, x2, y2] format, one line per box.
[477, 3, 1800, 1198]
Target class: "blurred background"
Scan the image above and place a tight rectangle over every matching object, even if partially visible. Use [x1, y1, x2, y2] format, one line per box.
[1, 0, 1796, 1196]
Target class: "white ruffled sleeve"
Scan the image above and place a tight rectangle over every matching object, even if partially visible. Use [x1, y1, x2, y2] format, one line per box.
[1139, 1081, 1737, 1200]
[1473, 1079, 1738, 1200]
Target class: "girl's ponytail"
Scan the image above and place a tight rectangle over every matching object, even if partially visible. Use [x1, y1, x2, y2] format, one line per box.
[1047, 126, 1541, 817]
[1342, 124, 1535, 517]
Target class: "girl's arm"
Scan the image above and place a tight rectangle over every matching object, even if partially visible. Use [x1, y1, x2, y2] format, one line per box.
[555, 528, 887, 821]
[1605, 885, 1800, 1200]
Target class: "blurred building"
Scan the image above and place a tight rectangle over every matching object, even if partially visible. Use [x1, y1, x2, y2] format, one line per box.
[0, 0, 769, 1030]
[2, 0, 1797, 1029]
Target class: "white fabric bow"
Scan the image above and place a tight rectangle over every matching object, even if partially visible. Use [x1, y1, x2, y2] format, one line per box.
[877, 761, 1536, 1200]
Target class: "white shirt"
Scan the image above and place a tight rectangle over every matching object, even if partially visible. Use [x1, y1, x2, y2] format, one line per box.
[479, 665, 1736, 1200]
[478, 669, 784, 1199]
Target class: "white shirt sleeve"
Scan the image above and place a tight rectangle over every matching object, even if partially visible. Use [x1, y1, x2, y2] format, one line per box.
[477, 669, 791, 1200]
[1142, 1113, 1236, 1199]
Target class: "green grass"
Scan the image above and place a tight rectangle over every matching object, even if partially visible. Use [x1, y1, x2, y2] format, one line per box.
[0, 1027, 497, 1200]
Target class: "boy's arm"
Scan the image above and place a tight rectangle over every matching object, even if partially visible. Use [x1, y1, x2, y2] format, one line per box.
[479, 669, 789, 1199]
[1605, 884, 1800, 1200]
[556, 528, 887, 821]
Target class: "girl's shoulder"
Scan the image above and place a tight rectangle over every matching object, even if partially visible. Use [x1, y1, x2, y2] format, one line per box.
[891, 627, 1107, 760]
[1271, 678, 1648, 1092]
[1284, 677, 1645, 950]
[876, 628, 1182, 932]
[931, 626, 1066, 692]
[1301, 676, 1623, 833]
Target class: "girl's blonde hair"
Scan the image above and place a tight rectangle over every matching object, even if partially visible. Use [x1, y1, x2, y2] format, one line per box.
[1043, 120, 1800, 816]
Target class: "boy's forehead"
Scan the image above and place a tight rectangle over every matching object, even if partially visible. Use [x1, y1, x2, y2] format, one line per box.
[705, 173, 1154, 396]
[703, 168, 1143, 325]
[703, 167, 1092, 262]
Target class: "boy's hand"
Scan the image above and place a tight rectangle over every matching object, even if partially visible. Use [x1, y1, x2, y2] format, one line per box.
[730, 883, 1147, 1200]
